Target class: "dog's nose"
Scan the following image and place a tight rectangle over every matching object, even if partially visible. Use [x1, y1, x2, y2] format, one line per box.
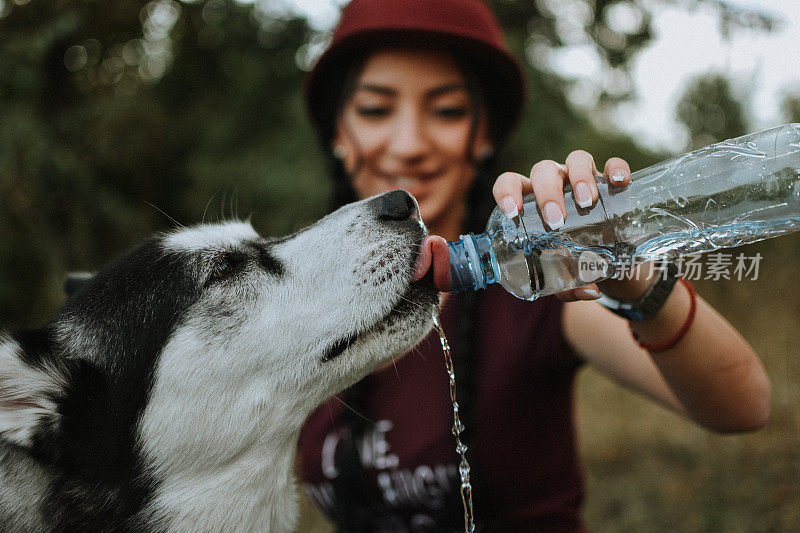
[377, 190, 419, 221]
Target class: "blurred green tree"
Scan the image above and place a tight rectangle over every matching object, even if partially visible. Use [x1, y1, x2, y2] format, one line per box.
[0, 0, 326, 326]
[676, 73, 748, 150]
[0, 0, 774, 327]
[782, 93, 800, 123]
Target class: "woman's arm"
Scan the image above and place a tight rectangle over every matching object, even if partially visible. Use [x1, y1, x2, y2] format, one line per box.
[562, 281, 771, 433]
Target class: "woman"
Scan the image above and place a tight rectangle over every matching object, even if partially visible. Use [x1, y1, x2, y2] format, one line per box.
[298, 0, 771, 531]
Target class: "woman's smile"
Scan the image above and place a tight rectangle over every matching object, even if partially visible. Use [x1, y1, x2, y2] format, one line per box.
[373, 169, 443, 198]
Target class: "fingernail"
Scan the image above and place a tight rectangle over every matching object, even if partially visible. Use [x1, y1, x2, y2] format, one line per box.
[578, 288, 600, 299]
[500, 195, 518, 218]
[543, 201, 564, 230]
[611, 169, 626, 183]
[574, 182, 592, 208]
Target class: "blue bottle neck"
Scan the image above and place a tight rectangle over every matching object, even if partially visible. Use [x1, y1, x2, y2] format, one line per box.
[448, 232, 498, 292]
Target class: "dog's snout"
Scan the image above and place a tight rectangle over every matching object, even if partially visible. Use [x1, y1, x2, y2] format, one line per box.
[377, 190, 419, 221]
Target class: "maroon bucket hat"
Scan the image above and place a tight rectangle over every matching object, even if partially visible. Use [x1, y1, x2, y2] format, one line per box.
[305, 0, 526, 146]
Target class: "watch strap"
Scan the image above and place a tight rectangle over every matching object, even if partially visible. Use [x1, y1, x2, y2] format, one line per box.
[597, 261, 680, 321]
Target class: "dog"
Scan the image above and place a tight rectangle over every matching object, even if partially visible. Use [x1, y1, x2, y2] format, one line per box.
[0, 190, 439, 532]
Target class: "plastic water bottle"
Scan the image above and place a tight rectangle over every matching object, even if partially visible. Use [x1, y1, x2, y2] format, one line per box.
[448, 123, 800, 300]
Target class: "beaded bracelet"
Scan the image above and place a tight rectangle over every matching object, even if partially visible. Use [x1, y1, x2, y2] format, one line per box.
[630, 278, 697, 353]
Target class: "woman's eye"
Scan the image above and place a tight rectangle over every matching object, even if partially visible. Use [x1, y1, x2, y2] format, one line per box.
[435, 106, 468, 119]
[356, 106, 390, 117]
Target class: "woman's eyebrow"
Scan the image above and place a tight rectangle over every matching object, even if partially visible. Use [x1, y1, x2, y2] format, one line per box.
[354, 82, 467, 99]
[355, 83, 396, 96]
[426, 83, 467, 98]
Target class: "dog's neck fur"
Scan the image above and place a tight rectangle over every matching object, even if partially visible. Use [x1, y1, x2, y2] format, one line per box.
[137, 333, 316, 533]
[144, 431, 301, 532]
[139, 386, 310, 532]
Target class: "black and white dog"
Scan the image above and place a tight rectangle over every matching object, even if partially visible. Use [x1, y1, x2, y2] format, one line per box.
[0, 190, 439, 532]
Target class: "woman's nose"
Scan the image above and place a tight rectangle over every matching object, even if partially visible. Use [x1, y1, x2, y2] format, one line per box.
[386, 109, 431, 161]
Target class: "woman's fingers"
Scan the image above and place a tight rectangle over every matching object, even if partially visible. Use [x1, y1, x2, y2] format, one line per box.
[555, 283, 601, 302]
[604, 157, 631, 187]
[494, 153, 631, 232]
[527, 160, 568, 230]
[492, 171, 534, 217]
[564, 150, 599, 209]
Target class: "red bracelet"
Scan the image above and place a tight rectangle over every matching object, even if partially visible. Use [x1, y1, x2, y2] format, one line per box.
[630, 278, 697, 353]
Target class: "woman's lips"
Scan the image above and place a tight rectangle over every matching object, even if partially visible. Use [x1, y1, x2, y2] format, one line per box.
[413, 235, 451, 291]
[381, 172, 440, 197]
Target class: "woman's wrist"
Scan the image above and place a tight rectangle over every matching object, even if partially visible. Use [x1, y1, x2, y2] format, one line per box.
[597, 262, 680, 321]
[597, 262, 657, 301]
[629, 278, 695, 350]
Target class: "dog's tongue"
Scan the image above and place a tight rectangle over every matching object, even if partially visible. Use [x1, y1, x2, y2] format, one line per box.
[412, 236, 451, 291]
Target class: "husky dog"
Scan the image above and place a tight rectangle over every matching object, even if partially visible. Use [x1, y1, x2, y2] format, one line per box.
[0, 190, 439, 532]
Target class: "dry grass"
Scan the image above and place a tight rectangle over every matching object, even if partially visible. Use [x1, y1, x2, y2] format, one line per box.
[579, 234, 800, 531]
[297, 235, 800, 531]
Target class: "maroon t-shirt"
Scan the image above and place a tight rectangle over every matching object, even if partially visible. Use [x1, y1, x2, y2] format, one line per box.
[298, 285, 587, 532]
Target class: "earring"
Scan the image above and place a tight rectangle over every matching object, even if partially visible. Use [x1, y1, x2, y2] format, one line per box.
[333, 145, 348, 160]
[478, 145, 494, 162]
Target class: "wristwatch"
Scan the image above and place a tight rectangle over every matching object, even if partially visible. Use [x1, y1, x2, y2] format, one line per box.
[597, 261, 680, 322]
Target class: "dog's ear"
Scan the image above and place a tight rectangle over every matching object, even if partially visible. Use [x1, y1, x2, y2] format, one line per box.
[0, 332, 69, 450]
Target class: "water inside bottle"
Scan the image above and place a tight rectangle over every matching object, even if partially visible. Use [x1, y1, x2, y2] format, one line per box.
[490, 210, 800, 301]
[486, 163, 800, 300]
[490, 216, 800, 300]
[432, 312, 475, 533]
[489, 230, 617, 300]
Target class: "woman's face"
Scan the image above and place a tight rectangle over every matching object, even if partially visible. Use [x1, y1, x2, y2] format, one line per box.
[334, 48, 490, 232]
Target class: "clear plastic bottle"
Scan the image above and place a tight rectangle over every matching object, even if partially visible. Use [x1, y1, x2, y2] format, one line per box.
[448, 123, 800, 300]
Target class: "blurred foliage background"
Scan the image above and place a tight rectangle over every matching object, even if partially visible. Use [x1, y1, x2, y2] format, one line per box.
[1, 0, 798, 530]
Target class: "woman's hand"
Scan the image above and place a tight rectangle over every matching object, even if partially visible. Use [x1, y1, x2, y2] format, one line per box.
[492, 150, 648, 302]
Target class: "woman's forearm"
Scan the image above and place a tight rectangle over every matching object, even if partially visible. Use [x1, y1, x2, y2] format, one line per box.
[630, 281, 771, 433]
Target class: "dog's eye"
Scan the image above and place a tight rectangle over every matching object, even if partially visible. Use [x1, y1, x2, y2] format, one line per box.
[208, 253, 241, 284]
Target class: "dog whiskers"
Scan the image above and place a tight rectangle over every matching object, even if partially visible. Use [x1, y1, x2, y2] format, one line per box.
[410, 345, 427, 363]
[144, 201, 186, 230]
[390, 355, 401, 381]
[333, 395, 375, 426]
[202, 191, 220, 225]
